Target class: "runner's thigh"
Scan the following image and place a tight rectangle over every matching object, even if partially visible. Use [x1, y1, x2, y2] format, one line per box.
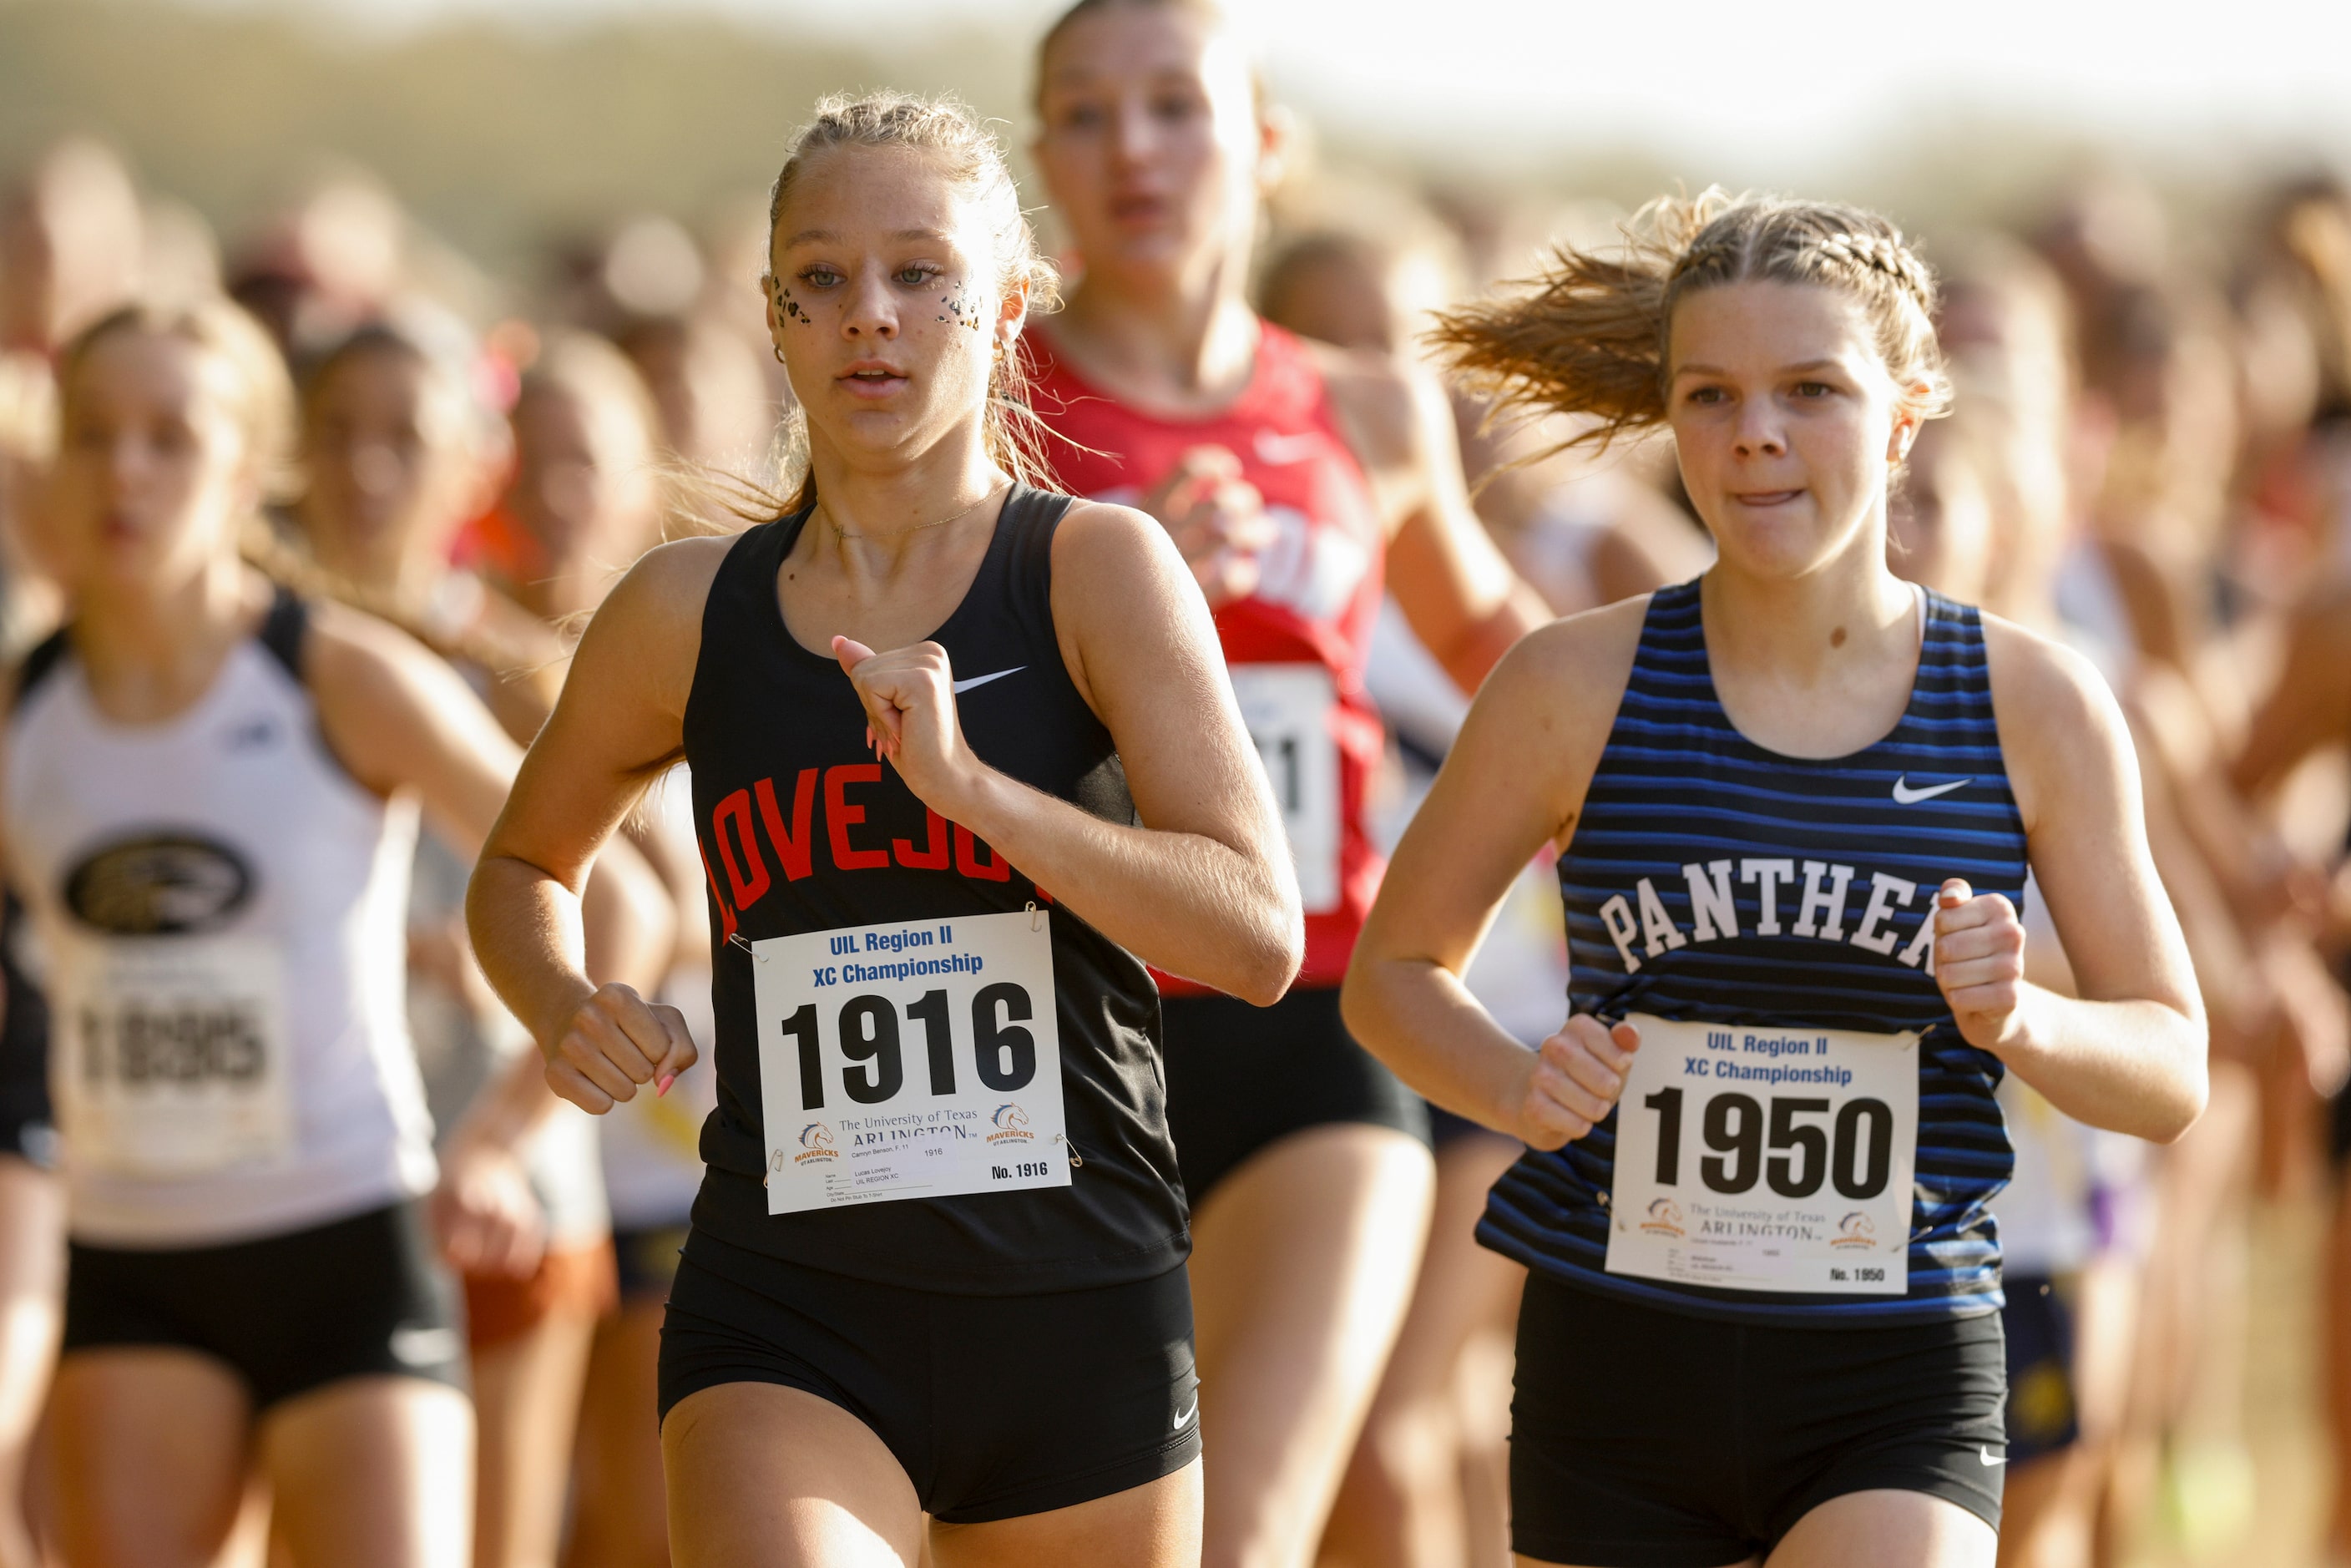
[260, 1373, 473, 1568]
[51, 1348, 251, 1568]
[662, 1381, 924, 1568]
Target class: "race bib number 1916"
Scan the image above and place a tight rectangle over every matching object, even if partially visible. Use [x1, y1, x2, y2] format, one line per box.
[1605, 1014, 1918, 1295]
[752, 911, 1070, 1215]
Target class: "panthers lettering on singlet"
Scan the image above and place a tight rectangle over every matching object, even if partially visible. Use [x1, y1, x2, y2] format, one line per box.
[1027, 326, 1387, 990]
[681, 488, 1188, 1297]
[1479, 582, 2027, 1325]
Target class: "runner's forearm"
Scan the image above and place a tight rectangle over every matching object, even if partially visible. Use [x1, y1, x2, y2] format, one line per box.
[1342, 953, 1536, 1132]
[1993, 987, 2206, 1143]
[953, 766, 1300, 1005]
[468, 854, 601, 1055]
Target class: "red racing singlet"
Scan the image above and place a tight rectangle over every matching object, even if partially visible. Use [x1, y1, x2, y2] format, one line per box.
[1028, 324, 1386, 993]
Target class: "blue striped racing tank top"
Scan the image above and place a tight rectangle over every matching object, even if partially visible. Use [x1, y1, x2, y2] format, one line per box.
[1479, 580, 2025, 1325]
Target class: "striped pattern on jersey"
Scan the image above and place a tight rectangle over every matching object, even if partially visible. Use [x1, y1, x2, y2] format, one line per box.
[1479, 580, 2026, 1325]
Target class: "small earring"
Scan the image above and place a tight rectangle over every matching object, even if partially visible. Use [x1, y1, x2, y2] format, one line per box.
[773, 344, 786, 366]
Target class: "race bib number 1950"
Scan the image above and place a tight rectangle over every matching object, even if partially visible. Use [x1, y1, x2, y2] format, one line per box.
[752, 911, 1070, 1215]
[1605, 1014, 1918, 1295]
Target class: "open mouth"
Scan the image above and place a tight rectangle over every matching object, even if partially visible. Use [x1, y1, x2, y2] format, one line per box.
[1109, 192, 1167, 225]
[840, 364, 908, 397]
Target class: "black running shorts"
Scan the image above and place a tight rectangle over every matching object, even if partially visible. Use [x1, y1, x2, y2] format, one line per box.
[63, 1199, 467, 1411]
[1509, 1272, 2006, 1565]
[658, 1227, 1201, 1525]
[1161, 985, 1428, 1205]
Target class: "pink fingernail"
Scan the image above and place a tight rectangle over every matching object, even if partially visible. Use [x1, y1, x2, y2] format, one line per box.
[657, 1074, 675, 1096]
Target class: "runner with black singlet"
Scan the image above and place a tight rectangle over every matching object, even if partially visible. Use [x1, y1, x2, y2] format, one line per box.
[466, 94, 1299, 1566]
[1027, 8, 1548, 1559]
[2, 296, 651, 1567]
[1344, 195, 2209, 1567]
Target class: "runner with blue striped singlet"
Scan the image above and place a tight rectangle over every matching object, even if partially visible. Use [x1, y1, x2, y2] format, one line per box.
[1342, 193, 2208, 1568]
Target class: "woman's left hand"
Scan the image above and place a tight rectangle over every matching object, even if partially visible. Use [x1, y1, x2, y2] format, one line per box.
[833, 637, 988, 818]
[431, 1139, 548, 1280]
[1932, 878, 2035, 1055]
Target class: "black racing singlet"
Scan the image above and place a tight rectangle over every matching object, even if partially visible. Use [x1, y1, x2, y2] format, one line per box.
[682, 485, 1187, 1294]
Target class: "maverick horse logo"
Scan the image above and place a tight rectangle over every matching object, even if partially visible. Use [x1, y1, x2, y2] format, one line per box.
[1638, 1198, 1686, 1239]
[791, 1123, 839, 1164]
[1833, 1211, 1878, 1249]
[986, 1104, 1034, 1145]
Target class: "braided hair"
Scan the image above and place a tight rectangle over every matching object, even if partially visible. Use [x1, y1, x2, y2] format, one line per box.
[1432, 190, 1952, 454]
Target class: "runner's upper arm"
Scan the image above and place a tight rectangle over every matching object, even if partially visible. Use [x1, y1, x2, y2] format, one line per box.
[1359, 598, 1646, 977]
[481, 536, 726, 890]
[304, 603, 523, 861]
[1322, 347, 1543, 691]
[1049, 500, 1286, 863]
[1984, 616, 2199, 1023]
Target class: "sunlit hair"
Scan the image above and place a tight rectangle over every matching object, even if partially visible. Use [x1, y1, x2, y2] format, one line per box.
[1033, 0, 1256, 114]
[61, 297, 301, 506]
[303, 314, 498, 456]
[57, 297, 509, 670]
[0, 353, 57, 468]
[1431, 190, 1954, 456]
[517, 327, 664, 462]
[755, 91, 1062, 518]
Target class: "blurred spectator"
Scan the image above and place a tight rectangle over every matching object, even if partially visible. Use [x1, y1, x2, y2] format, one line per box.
[0, 140, 144, 358]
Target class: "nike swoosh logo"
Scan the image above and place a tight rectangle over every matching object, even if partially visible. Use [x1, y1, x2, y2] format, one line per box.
[1254, 430, 1324, 466]
[1172, 1399, 1197, 1431]
[952, 667, 1024, 695]
[389, 1325, 461, 1368]
[1891, 775, 1972, 805]
[1978, 1446, 2006, 1467]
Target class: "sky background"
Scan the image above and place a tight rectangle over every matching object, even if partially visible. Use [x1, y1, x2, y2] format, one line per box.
[213, 0, 2351, 175]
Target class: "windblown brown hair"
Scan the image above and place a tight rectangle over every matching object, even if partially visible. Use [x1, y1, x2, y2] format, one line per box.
[1430, 190, 1953, 457]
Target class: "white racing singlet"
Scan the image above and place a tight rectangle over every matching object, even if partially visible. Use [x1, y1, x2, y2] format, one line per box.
[4, 597, 437, 1246]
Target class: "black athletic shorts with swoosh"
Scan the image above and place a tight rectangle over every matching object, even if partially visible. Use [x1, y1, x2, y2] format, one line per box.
[1509, 1275, 2006, 1565]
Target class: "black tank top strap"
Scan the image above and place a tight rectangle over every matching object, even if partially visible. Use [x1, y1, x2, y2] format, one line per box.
[256, 586, 310, 685]
[13, 626, 69, 706]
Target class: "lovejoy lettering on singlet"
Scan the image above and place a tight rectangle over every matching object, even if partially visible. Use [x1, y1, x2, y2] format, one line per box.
[1482, 581, 2029, 1324]
[680, 486, 1188, 1297]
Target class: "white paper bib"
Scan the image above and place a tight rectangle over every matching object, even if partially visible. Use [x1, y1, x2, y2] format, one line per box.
[54, 934, 296, 1177]
[1605, 1014, 1918, 1295]
[1230, 664, 1341, 914]
[752, 910, 1071, 1215]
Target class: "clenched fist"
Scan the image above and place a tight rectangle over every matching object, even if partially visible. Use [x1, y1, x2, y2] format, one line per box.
[1508, 1014, 1643, 1150]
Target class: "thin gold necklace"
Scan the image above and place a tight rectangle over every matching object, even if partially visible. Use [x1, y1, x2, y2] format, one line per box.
[819, 480, 1009, 544]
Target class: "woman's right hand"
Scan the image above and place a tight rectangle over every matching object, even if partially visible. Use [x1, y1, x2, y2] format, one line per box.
[543, 982, 699, 1114]
[1140, 445, 1278, 609]
[1506, 1015, 1641, 1150]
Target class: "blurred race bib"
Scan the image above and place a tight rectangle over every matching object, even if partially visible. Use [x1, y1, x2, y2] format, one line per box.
[54, 934, 296, 1177]
[1231, 664, 1342, 914]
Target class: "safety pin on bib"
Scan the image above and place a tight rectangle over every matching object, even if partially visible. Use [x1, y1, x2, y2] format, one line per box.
[1054, 1132, 1082, 1169]
[1025, 901, 1043, 932]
